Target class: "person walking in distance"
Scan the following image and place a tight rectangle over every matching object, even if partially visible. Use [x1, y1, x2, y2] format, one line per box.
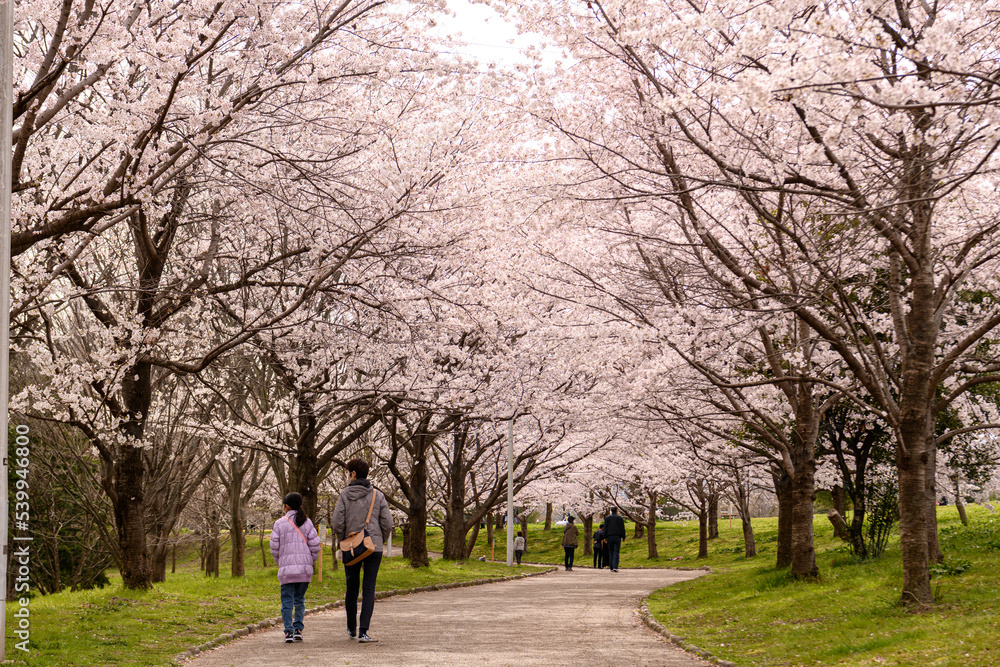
[561, 516, 579, 571]
[603, 507, 626, 572]
[332, 459, 393, 644]
[592, 523, 606, 569]
[514, 531, 526, 565]
[270, 492, 321, 643]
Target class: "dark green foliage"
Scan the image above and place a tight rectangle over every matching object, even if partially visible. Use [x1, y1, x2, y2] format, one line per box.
[8, 426, 114, 595]
[859, 472, 899, 560]
[930, 558, 973, 577]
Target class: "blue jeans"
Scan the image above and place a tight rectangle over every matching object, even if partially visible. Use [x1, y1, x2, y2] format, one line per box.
[345, 551, 383, 635]
[607, 537, 622, 570]
[280, 581, 309, 632]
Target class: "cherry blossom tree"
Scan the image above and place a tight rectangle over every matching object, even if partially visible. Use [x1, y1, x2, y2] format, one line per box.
[509, 0, 1000, 605]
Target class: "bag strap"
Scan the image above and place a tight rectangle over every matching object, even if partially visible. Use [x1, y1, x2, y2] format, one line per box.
[364, 490, 377, 525]
[284, 516, 310, 546]
[349, 490, 378, 537]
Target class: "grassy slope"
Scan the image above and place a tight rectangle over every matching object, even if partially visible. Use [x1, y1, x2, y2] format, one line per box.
[4, 535, 515, 667]
[458, 507, 1000, 666]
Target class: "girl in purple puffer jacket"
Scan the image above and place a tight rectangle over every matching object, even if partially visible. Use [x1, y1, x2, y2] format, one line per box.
[270, 492, 321, 643]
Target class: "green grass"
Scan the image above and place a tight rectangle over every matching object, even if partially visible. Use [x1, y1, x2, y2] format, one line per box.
[644, 506, 1000, 667]
[4, 535, 516, 667]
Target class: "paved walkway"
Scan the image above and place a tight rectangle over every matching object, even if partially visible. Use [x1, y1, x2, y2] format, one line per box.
[187, 567, 711, 667]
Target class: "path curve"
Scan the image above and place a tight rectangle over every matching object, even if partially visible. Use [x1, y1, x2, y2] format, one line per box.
[186, 567, 711, 667]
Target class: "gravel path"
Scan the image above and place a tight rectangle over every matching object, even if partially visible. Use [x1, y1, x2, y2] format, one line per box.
[186, 567, 711, 667]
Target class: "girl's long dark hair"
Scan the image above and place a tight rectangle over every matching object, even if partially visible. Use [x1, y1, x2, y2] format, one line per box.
[284, 492, 307, 527]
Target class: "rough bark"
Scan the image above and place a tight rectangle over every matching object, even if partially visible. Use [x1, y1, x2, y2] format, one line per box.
[925, 439, 943, 564]
[110, 443, 152, 589]
[441, 429, 469, 560]
[953, 475, 968, 526]
[789, 446, 818, 578]
[544, 503, 553, 530]
[403, 454, 430, 568]
[827, 510, 851, 541]
[894, 234, 937, 605]
[741, 516, 757, 558]
[772, 468, 793, 569]
[646, 491, 659, 559]
[833, 485, 847, 517]
[708, 493, 719, 540]
[582, 514, 593, 557]
[230, 489, 246, 578]
[697, 508, 709, 559]
[464, 521, 481, 560]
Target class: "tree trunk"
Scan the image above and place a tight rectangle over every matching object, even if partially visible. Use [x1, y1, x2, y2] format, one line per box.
[924, 439, 943, 564]
[442, 519, 468, 561]
[403, 452, 430, 568]
[464, 521, 481, 560]
[150, 537, 169, 583]
[486, 512, 494, 546]
[544, 503, 553, 530]
[697, 508, 708, 559]
[260, 522, 268, 567]
[111, 443, 152, 589]
[897, 406, 934, 604]
[582, 513, 593, 557]
[741, 516, 756, 558]
[287, 442, 321, 521]
[518, 514, 529, 546]
[827, 510, 851, 541]
[789, 454, 818, 578]
[442, 430, 469, 560]
[230, 490, 246, 577]
[646, 491, 658, 559]
[833, 484, 847, 517]
[633, 521, 644, 539]
[205, 507, 220, 578]
[772, 468, 793, 568]
[708, 493, 719, 539]
[953, 475, 968, 526]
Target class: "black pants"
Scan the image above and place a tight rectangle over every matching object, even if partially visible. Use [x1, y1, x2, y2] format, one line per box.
[564, 546, 576, 570]
[515, 549, 524, 565]
[607, 537, 622, 571]
[345, 551, 382, 635]
[594, 544, 605, 568]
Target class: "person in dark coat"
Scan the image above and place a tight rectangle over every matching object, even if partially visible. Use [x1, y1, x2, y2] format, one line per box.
[561, 516, 579, 571]
[593, 523, 606, 569]
[603, 507, 626, 572]
[332, 459, 393, 643]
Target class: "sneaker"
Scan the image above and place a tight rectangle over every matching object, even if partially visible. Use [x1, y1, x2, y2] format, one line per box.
[358, 632, 378, 643]
[293, 629, 302, 642]
[347, 630, 356, 640]
[284, 631, 294, 643]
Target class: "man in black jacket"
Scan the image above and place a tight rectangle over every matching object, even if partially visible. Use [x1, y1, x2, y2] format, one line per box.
[603, 507, 626, 572]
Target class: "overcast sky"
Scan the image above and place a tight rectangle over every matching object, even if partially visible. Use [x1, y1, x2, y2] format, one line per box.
[435, 0, 551, 68]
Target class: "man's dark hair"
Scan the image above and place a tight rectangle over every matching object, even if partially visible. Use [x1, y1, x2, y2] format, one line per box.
[346, 458, 370, 479]
[610, 507, 618, 514]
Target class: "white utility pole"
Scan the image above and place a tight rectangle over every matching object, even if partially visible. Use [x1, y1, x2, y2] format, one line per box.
[506, 419, 513, 566]
[1, 0, 14, 660]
